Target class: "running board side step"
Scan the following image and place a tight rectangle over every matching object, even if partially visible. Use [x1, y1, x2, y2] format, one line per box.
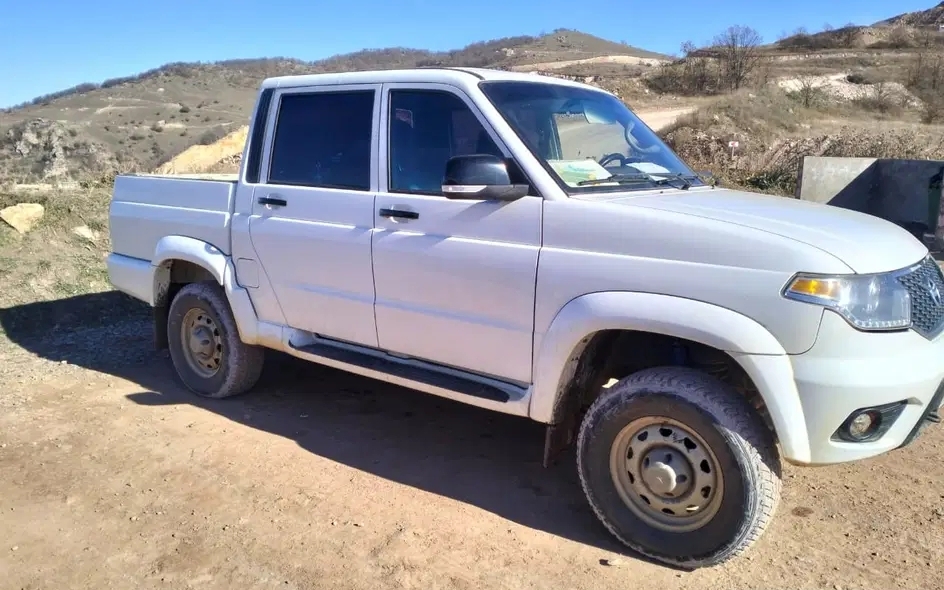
[285, 335, 531, 417]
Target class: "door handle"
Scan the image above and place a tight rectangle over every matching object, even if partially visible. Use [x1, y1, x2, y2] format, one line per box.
[379, 208, 419, 220]
[258, 195, 287, 207]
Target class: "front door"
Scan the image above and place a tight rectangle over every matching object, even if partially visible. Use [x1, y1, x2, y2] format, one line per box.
[371, 83, 542, 384]
[248, 84, 381, 348]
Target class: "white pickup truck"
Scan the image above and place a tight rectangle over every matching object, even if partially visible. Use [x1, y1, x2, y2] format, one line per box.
[107, 67, 944, 568]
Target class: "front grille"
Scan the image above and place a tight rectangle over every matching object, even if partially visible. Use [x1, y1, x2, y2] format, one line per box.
[898, 256, 944, 339]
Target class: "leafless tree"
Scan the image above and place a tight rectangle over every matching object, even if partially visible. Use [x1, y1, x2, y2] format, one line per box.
[750, 54, 774, 88]
[794, 75, 822, 108]
[908, 51, 944, 91]
[678, 41, 716, 93]
[835, 25, 860, 47]
[858, 82, 897, 114]
[887, 26, 914, 49]
[712, 25, 764, 91]
[923, 99, 943, 124]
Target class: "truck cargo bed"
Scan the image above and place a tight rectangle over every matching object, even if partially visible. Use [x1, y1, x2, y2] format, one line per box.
[109, 173, 237, 262]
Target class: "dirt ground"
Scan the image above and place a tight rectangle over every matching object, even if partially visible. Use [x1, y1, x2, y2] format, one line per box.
[1, 294, 943, 590]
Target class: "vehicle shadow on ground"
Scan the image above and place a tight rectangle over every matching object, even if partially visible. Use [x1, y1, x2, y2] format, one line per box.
[0, 291, 662, 564]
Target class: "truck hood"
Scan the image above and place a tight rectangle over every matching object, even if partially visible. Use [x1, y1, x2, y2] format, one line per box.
[591, 187, 928, 274]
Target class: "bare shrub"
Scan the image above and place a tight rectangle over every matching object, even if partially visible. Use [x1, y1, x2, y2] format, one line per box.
[887, 26, 916, 49]
[777, 24, 861, 51]
[837, 24, 860, 46]
[645, 30, 765, 96]
[660, 90, 944, 197]
[789, 76, 824, 108]
[852, 83, 901, 115]
[905, 51, 944, 124]
[645, 42, 725, 96]
[922, 98, 944, 124]
[907, 51, 944, 91]
[197, 126, 228, 146]
[753, 56, 774, 88]
[713, 26, 764, 91]
[846, 71, 882, 85]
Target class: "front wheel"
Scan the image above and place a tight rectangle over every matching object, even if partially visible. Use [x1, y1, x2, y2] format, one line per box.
[167, 281, 265, 398]
[576, 366, 781, 568]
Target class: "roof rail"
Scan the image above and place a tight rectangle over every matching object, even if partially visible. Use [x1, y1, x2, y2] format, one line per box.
[414, 66, 485, 80]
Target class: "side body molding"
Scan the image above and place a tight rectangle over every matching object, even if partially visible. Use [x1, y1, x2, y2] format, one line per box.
[528, 291, 812, 464]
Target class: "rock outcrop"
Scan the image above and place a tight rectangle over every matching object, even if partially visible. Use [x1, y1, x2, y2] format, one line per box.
[0, 203, 45, 234]
[0, 119, 123, 183]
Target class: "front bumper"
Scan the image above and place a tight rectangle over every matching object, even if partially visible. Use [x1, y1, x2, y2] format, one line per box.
[789, 311, 944, 465]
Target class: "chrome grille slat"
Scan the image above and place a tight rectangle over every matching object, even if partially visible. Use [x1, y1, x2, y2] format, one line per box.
[898, 257, 944, 339]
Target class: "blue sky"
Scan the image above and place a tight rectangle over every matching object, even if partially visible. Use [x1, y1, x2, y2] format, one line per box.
[0, 0, 932, 108]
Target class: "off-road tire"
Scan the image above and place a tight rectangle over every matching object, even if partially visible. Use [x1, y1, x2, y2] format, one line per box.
[167, 281, 265, 398]
[576, 366, 781, 569]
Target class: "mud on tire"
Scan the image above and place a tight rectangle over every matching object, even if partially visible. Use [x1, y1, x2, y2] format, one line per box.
[167, 281, 265, 398]
[576, 366, 781, 568]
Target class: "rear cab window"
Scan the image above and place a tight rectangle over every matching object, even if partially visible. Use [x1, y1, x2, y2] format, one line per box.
[267, 90, 375, 190]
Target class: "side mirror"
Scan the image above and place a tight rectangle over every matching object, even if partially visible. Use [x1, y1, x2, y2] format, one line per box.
[442, 154, 530, 201]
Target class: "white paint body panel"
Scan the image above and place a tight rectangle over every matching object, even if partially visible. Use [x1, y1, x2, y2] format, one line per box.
[247, 183, 379, 347]
[106, 67, 943, 467]
[611, 188, 929, 275]
[371, 194, 542, 383]
[789, 312, 944, 464]
[371, 81, 541, 383]
[245, 83, 382, 348]
[110, 174, 235, 260]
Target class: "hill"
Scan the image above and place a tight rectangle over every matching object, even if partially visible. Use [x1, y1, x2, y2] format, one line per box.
[875, 2, 944, 27]
[3, 4, 943, 188]
[0, 30, 667, 184]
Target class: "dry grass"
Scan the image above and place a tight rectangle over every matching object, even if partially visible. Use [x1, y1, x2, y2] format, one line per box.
[0, 30, 672, 184]
[661, 85, 944, 195]
[0, 187, 142, 336]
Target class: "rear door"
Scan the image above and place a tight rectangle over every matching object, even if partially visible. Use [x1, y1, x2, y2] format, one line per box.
[247, 84, 381, 348]
[371, 83, 543, 384]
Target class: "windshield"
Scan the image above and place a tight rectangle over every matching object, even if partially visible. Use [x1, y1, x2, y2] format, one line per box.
[479, 81, 703, 193]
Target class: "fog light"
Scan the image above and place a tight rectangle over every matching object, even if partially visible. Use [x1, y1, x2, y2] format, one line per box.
[833, 402, 907, 443]
[848, 411, 879, 440]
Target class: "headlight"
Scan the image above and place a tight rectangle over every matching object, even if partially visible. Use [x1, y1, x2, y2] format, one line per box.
[783, 272, 911, 331]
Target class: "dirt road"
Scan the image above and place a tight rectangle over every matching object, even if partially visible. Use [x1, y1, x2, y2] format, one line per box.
[1, 295, 944, 590]
[637, 107, 696, 131]
[554, 107, 696, 161]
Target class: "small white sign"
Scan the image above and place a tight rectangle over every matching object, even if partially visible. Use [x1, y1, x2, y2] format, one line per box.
[728, 141, 740, 148]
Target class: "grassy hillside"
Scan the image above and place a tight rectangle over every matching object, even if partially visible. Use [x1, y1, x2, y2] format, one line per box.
[2, 5, 944, 190]
[637, 6, 944, 195]
[3, 6, 944, 317]
[0, 30, 667, 184]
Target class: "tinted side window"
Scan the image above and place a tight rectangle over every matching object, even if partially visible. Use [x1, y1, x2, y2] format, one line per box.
[389, 90, 502, 195]
[269, 90, 374, 190]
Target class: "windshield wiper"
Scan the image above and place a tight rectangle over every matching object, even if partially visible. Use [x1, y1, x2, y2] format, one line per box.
[576, 173, 652, 187]
[577, 172, 700, 189]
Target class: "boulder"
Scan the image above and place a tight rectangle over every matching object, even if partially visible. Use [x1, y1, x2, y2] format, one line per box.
[0, 203, 45, 234]
[72, 225, 99, 242]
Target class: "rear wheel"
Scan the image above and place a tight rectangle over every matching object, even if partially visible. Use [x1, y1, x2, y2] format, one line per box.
[167, 281, 264, 398]
[576, 366, 781, 568]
